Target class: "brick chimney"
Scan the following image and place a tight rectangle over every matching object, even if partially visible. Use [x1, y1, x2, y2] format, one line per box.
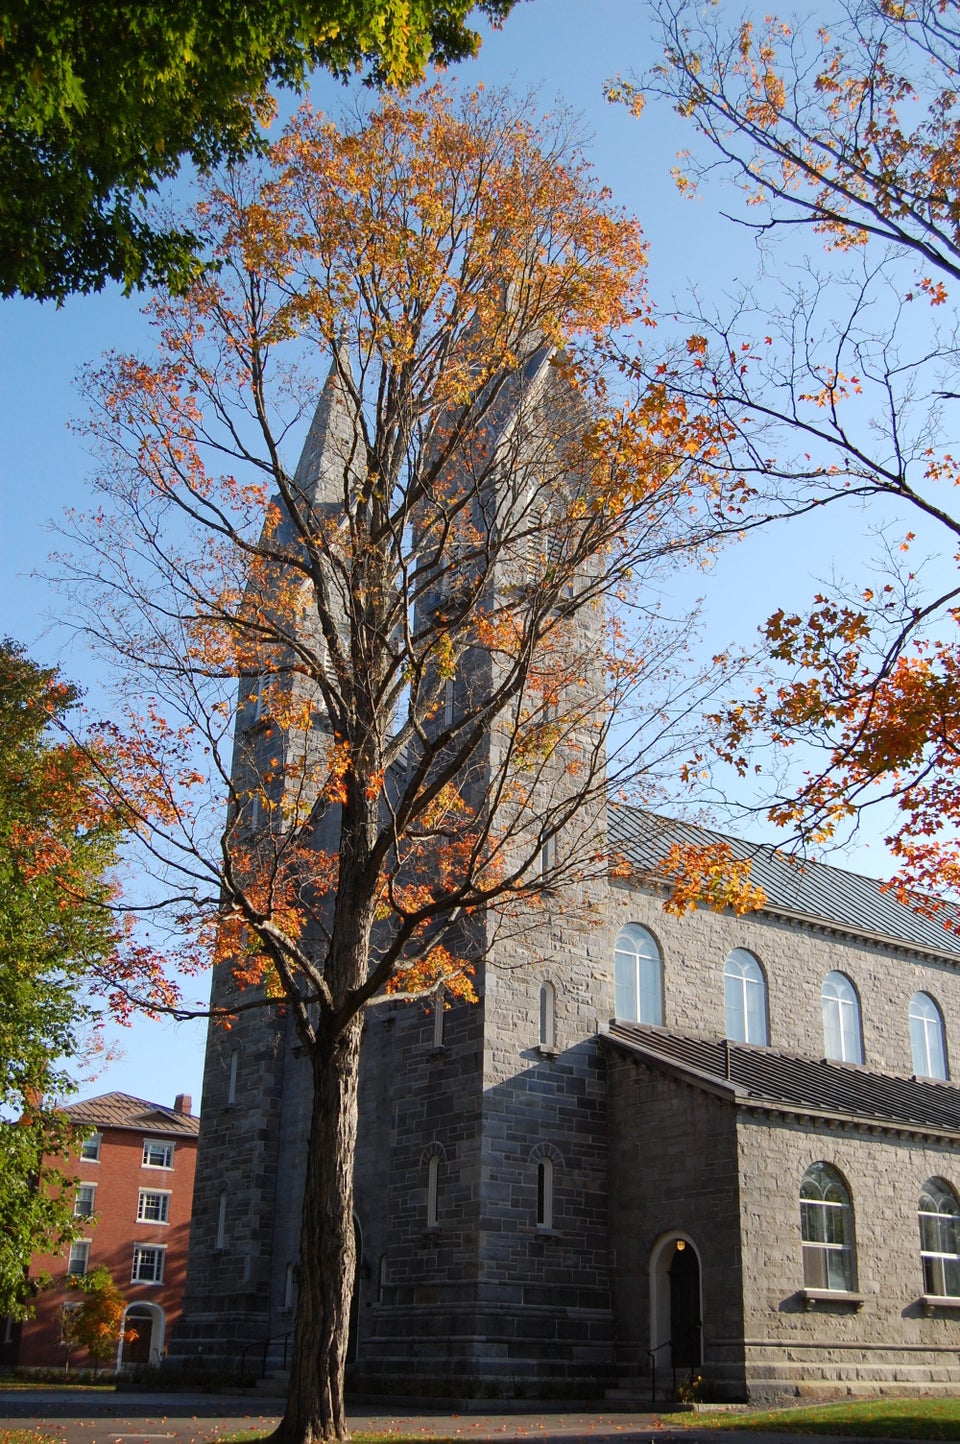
[174, 1093, 192, 1115]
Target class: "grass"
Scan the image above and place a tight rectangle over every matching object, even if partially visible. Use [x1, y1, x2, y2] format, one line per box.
[691, 1396, 960, 1437]
[0, 1432, 60, 1444]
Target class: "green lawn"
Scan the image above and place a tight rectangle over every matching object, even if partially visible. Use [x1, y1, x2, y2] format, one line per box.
[692, 1396, 960, 1438]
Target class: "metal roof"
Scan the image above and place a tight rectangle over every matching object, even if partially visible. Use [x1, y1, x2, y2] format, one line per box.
[604, 1021, 960, 1139]
[64, 1091, 199, 1137]
[609, 804, 960, 962]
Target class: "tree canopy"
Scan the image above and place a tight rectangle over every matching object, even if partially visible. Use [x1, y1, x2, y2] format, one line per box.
[0, 640, 124, 1318]
[613, 0, 960, 900]
[0, 0, 515, 300]
[62, 85, 756, 1441]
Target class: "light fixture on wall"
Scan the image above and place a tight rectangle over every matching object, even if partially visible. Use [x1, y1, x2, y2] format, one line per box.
[676, 1239, 686, 1251]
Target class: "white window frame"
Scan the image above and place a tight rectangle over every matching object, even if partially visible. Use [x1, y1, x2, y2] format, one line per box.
[910, 992, 948, 1080]
[131, 1244, 166, 1284]
[136, 1189, 171, 1225]
[79, 1134, 102, 1163]
[724, 949, 769, 1045]
[74, 1182, 97, 1219]
[67, 1240, 90, 1277]
[821, 972, 864, 1064]
[919, 1179, 960, 1297]
[614, 924, 664, 1026]
[800, 1162, 856, 1291]
[142, 1138, 174, 1170]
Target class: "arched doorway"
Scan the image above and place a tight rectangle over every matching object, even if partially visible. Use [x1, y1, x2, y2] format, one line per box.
[668, 1241, 701, 1369]
[649, 1234, 702, 1373]
[119, 1302, 165, 1369]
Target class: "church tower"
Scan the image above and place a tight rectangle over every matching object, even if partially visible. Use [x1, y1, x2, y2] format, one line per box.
[172, 347, 619, 1398]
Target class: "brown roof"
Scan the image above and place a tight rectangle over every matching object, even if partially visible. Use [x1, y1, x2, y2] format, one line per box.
[63, 1092, 200, 1137]
[603, 1021, 960, 1141]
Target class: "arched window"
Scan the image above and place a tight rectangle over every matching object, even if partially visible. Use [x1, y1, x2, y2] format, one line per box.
[724, 950, 768, 1045]
[919, 1179, 960, 1297]
[615, 924, 664, 1025]
[426, 1155, 439, 1227]
[539, 981, 556, 1049]
[536, 1158, 554, 1229]
[432, 994, 444, 1049]
[283, 1262, 296, 1310]
[227, 1048, 239, 1106]
[821, 972, 863, 1064]
[215, 1191, 227, 1251]
[910, 992, 948, 1080]
[800, 1162, 856, 1290]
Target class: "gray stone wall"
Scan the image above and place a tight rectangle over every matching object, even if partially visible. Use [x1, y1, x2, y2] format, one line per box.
[607, 885, 960, 1075]
[606, 1052, 746, 1400]
[737, 1113, 960, 1399]
[173, 985, 287, 1364]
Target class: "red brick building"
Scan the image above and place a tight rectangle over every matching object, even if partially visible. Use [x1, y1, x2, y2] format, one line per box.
[4, 1092, 199, 1371]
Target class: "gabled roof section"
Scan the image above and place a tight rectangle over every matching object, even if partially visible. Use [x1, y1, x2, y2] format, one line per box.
[603, 1021, 960, 1140]
[63, 1092, 200, 1137]
[609, 804, 960, 963]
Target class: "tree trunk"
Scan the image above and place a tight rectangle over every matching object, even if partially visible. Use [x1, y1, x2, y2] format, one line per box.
[272, 1011, 364, 1444]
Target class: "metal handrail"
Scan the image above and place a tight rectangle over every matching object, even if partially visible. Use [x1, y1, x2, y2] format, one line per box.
[260, 1328, 294, 1379]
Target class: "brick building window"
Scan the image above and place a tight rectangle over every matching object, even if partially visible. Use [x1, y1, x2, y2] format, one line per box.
[137, 1190, 171, 1224]
[724, 949, 768, 1046]
[800, 1162, 856, 1290]
[614, 924, 663, 1026]
[821, 972, 863, 1065]
[67, 1241, 90, 1276]
[142, 1139, 174, 1170]
[131, 1245, 166, 1283]
[79, 1134, 101, 1162]
[919, 1178, 960, 1297]
[74, 1183, 97, 1219]
[910, 993, 948, 1080]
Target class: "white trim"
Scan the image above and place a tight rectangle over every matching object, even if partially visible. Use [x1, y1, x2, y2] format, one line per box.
[141, 1138, 174, 1170]
[136, 1189, 171, 1225]
[131, 1243, 167, 1284]
[79, 1134, 102, 1163]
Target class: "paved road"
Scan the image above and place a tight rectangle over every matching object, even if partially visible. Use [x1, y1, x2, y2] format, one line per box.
[0, 1388, 872, 1444]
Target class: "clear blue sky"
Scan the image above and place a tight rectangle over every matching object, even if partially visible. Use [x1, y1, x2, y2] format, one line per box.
[0, 0, 899, 1111]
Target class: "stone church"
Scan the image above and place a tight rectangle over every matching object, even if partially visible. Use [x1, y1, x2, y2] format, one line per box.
[172, 357, 960, 1403]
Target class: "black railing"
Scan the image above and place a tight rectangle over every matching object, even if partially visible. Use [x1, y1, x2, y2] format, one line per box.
[231, 1328, 296, 1385]
[647, 1327, 703, 1405]
[647, 1339, 674, 1405]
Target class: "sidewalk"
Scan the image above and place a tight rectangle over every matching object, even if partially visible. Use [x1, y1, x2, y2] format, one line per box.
[0, 1387, 885, 1444]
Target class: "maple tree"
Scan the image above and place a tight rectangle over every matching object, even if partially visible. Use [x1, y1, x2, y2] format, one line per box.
[61, 1266, 134, 1376]
[612, 0, 960, 901]
[63, 86, 757, 1442]
[0, 640, 124, 1319]
[1, 0, 515, 300]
